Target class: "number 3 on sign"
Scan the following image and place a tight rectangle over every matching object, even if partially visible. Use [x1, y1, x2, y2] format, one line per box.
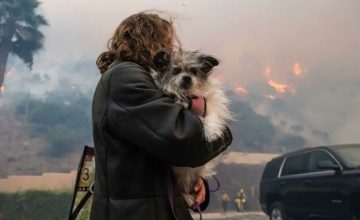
[82, 168, 89, 181]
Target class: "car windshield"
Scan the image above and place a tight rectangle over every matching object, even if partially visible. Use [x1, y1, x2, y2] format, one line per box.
[331, 146, 360, 168]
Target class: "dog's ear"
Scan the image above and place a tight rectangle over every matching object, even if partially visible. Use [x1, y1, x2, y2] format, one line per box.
[198, 55, 219, 74]
[153, 51, 171, 73]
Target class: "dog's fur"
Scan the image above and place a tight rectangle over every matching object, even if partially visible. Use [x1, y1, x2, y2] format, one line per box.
[150, 50, 232, 207]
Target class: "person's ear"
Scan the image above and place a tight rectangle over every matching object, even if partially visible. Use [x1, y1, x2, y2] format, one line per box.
[153, 51, 171, 73]
[198, 55, 219, 74]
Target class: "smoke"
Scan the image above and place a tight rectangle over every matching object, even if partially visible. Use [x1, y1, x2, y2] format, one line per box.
[2, 0, 360, 152]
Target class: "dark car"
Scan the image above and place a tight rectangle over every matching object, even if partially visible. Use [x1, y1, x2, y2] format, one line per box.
[260, 144, 360, 220]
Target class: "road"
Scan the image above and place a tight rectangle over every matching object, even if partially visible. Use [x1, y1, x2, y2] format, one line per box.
[192, 212, 343, 220]
[192, 211, 267, 220]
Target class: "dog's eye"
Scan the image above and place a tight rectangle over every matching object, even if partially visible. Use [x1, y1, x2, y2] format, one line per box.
[172, 67, 182, 75]
[189, 68, 197, 75]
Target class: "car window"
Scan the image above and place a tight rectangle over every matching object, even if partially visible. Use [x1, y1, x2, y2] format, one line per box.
[262, 158, 283, 180]
[281, 153, 309, 176]
[331, 146, 360, 168]
[308, 150, 337, 172]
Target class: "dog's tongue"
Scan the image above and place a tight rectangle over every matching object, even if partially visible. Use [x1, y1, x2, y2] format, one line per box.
[190, 96, 206, 117]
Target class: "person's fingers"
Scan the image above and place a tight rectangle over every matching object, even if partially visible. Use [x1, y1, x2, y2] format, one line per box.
[193, 178, 202, 192]
[193, 179, 206, 204]
[195, 186, 205, 204]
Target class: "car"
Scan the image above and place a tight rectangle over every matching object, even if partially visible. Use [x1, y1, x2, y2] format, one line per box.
[259, 144, 360, 220]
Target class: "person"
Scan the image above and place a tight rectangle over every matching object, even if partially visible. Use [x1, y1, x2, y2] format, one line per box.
[89, 12, 232, 220]
[234, 188, 246, 212]
[220, 190, 230, 213]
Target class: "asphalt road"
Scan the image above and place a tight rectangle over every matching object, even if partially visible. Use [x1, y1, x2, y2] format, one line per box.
[191, 211, 267, 220]
[192, 212, 345, 220]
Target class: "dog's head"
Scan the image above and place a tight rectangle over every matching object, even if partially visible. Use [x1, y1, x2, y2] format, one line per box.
[152, 50, 219, 98]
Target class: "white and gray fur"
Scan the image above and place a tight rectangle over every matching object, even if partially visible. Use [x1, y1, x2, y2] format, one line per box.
[150, 50, 232, 207]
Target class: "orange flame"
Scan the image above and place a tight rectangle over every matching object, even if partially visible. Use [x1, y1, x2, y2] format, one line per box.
[235, 85, 248, 95]
[293, 62, 303, 76]
[267, 80, 289, 93]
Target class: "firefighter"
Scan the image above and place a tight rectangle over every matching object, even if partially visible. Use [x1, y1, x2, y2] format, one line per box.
[234, 188, 246, 212]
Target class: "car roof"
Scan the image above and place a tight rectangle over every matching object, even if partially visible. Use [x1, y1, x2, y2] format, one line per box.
[270, 143, 360, 161]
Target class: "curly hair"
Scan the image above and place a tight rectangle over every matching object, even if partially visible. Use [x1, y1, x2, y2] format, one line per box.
[97, 12, 180, 73]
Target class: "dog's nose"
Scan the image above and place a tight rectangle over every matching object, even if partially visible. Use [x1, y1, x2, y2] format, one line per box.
[183, 76, 192, 84]
[181, 76, 192, 89]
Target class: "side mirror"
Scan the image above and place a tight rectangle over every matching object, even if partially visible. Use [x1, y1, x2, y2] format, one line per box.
[317, 160, 340, 171]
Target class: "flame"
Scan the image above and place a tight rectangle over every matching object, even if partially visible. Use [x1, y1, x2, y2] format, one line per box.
[0, 86, 5, 92]
[266, 95, 276, 100]
[235, 85, 248, 95]
[267, 80, 289, 93]
[263, 64, 300, 95]
[293, 62, 303, 76]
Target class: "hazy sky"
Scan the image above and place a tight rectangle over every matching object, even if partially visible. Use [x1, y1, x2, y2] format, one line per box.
[6, 0, 360, 145]
[34, 0, 360, 81]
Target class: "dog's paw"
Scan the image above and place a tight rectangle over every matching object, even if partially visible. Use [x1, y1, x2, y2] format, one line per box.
[182, 101, 189, 109]
[176, 98, 189, 108]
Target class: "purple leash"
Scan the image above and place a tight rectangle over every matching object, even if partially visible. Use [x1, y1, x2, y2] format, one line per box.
[192, 201, 203, 220]
[209, 175, 220, 192]
[166, 174, 221, 220]
[193, 175, 220, 220]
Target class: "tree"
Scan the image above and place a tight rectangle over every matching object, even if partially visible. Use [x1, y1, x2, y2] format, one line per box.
[0, 0, 47, 93]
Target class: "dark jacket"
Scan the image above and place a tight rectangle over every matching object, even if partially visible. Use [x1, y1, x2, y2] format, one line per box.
[90, 61, 232, 220]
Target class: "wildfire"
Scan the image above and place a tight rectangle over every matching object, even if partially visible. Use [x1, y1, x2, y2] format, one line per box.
[293, 62, 303, 77]
[262, 62, 303, 97]
[267, 80, 289, 93]
[235, 85, 248, 95]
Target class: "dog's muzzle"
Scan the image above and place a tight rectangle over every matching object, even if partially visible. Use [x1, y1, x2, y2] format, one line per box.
[181, 76, 192, 89]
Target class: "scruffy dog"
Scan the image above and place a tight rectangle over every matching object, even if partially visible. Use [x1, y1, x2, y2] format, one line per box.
[151, 50, 232, 207]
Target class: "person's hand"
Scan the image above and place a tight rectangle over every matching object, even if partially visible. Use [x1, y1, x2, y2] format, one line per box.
[192, 178, 206, 206]
[188, 96, 206, 117]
